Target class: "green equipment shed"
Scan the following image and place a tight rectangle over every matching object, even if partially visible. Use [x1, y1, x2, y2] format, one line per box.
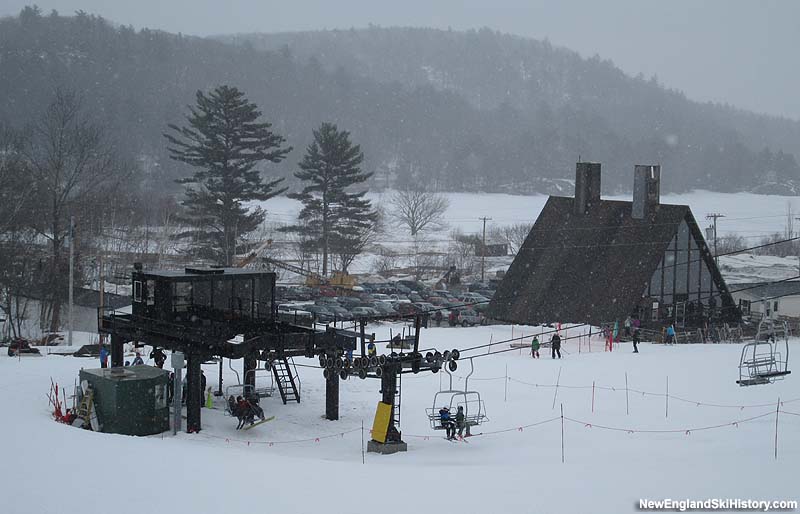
[79, 366, 170, 436]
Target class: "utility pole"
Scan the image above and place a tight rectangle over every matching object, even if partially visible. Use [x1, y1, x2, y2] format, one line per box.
[706, 213, 725, 266]
[98, 253, 105, 366]
[795, 216, 800, 277]
[68, 216, 75, 348]
[479, 216, 492, 282]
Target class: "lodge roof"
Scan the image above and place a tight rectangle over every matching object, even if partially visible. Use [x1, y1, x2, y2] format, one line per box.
[487, 196, 700, 325]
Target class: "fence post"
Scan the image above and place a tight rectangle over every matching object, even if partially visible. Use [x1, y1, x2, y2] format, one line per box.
[552, 367, 562, 410]
[625, 372, 630, 415]
[504, 364, 508, 402]
[774, 397, 780, 460]
[560, 403, 565, 463]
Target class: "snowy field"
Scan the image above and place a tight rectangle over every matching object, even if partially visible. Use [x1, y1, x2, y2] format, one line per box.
[261, 189, 800, 239]
[2, 325, 799, 514]
[256, 189, 800, 279]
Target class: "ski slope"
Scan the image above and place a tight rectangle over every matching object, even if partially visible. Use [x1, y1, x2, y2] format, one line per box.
[2, 324, 798, 514]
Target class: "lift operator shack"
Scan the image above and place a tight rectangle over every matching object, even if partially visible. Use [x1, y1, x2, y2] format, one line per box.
[100, 264, 351, 433]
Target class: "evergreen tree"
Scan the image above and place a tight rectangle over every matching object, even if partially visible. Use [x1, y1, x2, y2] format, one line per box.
[165, 85, 290, 265]
[285, 122, 377, 274]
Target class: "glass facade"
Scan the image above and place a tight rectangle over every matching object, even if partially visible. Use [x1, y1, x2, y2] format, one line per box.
[643, 219, 725, 318]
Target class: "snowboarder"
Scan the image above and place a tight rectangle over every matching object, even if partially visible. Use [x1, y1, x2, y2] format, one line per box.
[150, 347, 166, 368]
[131, 352, 144, 366]
[632, 329, 640, 353]
[531, 336, 540, 358]
[455, 405, 466, 439]
[439, 406, 455, 439]
[235, 396, 251, 429]
[551, 333, 562, 359]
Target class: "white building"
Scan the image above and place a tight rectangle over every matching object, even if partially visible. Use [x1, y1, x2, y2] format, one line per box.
[729, 282, 800, 320]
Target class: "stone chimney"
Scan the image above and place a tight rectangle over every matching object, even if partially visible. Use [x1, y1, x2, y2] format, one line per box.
[574, 162, 601, 215]
[632, 165, 661, 219]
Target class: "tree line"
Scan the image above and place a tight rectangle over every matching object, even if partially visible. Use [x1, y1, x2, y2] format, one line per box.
[2, 8, 799, 198]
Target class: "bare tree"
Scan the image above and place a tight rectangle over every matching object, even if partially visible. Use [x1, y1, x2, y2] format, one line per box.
[20, 89, 117, 332]
[390, 189, 450, 236]
[488, 222, 533, 255]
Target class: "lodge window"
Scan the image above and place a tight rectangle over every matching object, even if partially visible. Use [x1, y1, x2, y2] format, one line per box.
[133, 281, 142, 302]
[739, 299, 751, 316]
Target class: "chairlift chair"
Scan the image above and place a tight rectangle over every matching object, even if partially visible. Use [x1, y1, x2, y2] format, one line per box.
[426, 357, 487, 436]
[736, 323, 791, 386]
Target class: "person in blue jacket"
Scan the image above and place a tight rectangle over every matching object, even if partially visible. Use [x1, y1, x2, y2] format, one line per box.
[439, 406, 455, 439]
[665, 324, 676, 345]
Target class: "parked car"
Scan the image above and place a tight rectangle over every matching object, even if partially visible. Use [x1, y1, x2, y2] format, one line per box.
[305, 305, 335, 323]
[457, 309, 486, 327]
[351, 306, 379, 318]
[408, 292, 424, 303]
[371, 293, 391, 302]
[395, 303, 421, 316]
[372, 302, 398, 315]
[327, 305, 352, 320]
[338, 296, 362, 309]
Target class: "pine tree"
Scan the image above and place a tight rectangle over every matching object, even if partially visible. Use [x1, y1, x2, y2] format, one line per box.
[165, 85, 290, 265]
[285, 122, 377, 275]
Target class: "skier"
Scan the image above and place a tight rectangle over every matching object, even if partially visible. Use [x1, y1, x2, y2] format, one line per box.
[665, 324, 676, 345]
[551, 333, 562, 359]
[632, 328, 640, 353]
[623, 316, 632, 337]
[530, 336, 540, 358]
[131, 352, 144, 366]
[150, 347, 166, 368]
[367, 341, 377, 357]
[455, 405, 466, 439]
[99, 345, 109, 368]
[434, 310, 443, 327]
[439, 406, 455, 440]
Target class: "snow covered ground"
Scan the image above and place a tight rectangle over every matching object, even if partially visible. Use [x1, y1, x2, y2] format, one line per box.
[2, 324, 798, 514]
[261, 189, 800, 240]
[256, 189, 800, 279]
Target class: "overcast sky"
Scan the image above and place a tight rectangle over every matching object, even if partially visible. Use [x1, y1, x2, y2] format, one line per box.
[2, 0, 798, 120]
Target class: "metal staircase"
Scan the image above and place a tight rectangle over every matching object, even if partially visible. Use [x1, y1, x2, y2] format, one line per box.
[271, 356, 301, 404]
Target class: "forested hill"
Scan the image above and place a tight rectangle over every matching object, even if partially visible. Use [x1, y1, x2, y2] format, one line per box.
[2, 9, 799, 196]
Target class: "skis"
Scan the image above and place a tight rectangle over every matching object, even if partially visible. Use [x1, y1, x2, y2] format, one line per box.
[242, 416, 275, 430]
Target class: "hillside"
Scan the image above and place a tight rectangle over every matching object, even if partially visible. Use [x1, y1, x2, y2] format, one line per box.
[1, 9, 799, 196]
